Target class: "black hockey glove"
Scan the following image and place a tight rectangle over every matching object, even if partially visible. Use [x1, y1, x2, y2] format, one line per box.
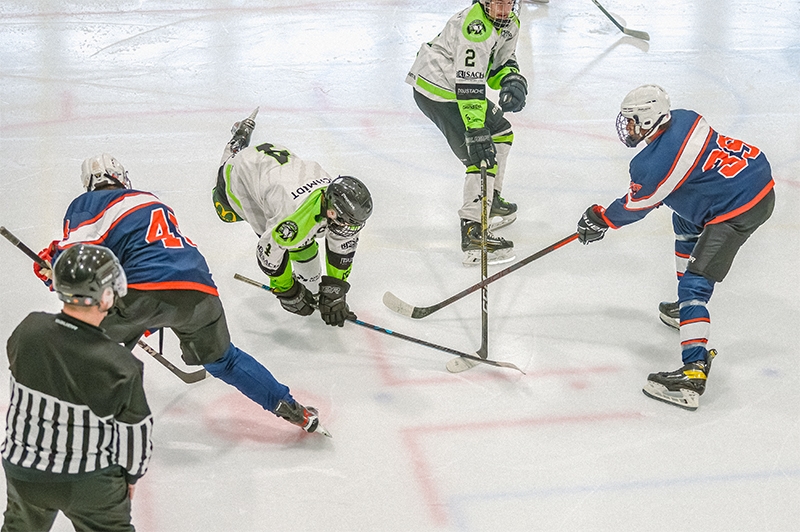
[577, 205, 609, 245]
[499, 73, 527, 113]
[274, 280, 316, 317]
[465, 127, 497, 167]
[318, 276, 354, 327]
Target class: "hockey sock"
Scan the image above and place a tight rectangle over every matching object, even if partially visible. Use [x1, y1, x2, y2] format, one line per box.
[677, 271, 715, 364]
[204, 343, 292, 413]
[672, 213, 702, 281]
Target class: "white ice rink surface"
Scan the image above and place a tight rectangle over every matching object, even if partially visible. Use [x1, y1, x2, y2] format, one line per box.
[1, 1, 799, 530]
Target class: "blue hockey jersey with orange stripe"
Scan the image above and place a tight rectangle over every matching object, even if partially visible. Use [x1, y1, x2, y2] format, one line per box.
[54, 189, 218, 295]
[602, 109, 774, 228]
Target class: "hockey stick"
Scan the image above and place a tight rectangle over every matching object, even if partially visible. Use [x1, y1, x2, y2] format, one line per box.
[384, 232, 580, 319]
[135, 338, 207, 384]
[233, 273, 525, 374]
[590, 0, 650, 41]
[0, 226, 207, 384]
[447, 161, 490, 373]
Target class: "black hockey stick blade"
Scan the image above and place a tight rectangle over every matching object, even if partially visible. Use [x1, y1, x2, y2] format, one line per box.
[136, 339, 207, 384]
[590, 0, 650, 41]
[0, 226, 50, 268]
[384, 233, 579, 319]
[233, 273, 525, 374]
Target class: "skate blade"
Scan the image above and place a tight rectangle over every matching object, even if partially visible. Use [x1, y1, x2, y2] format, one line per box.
[462, 248, 515, 266]
[659, 314, 680, 330]
[488, 213, 517, 231]
[312, 421, 333, 438]
[642, 382, 700, 411]
[446, 356, 481, 373]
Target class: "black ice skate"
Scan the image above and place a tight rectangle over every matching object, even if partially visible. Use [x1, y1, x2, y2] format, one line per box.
[659, 300, 680, 330]
[461, 219, 515, 266]
[275, 399, 332, 438]
[642, 349, 717, 411]
[229, 107, 259, 154]
[489, 190, 518, 230]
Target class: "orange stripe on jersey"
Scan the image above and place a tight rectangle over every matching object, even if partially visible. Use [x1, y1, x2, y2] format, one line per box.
[128, 281, 219, 296]
[707, 180, 775, 225]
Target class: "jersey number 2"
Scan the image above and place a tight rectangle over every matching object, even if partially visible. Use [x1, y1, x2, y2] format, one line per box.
[702, 134, 761, 179]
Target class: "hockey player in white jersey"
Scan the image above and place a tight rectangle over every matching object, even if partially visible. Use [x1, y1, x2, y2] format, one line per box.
[406, 0, 527, 266]
[213, 110, 373, 327]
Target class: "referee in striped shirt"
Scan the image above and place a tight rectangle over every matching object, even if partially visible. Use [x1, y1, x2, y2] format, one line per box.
[2, 244, 153, 532]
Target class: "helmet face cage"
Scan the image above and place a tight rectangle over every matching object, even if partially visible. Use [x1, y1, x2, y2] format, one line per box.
[616, 85, 671, 147]
[53, 244, 127, 307]
[480, 0, 519, 30]
[81, 153, 132, 191]
[325, 176, 373, 238]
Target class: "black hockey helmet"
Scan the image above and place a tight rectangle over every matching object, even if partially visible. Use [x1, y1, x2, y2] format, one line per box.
[53, 244, 127, 308]
[325, 176, 373, 237]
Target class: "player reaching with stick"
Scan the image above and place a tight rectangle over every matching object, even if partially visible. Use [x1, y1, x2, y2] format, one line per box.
[213, 110, 373, 328]
[576, 85, 775, 410]
[33, 154, 330, 437]
[406, 0, 527, 266]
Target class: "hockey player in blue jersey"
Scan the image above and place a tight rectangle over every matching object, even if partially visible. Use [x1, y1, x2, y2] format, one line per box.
[34, 154, 331, 437]
[576, 85, 775, 411]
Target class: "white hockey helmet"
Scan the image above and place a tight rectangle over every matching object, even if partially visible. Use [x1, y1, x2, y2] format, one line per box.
[616, 85, 671, 147]
[81, 153, 131, 191]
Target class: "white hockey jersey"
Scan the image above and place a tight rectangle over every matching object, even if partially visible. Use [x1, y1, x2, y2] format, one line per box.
[219, 142, 360, 291]
[406, 3, 521, 128]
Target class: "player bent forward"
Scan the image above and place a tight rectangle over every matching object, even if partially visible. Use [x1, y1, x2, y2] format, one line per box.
[213, 110, 373, 327]
[576, 85, 774, 411]
[34, 154, 329, 436]
[4, 245, 152, 531]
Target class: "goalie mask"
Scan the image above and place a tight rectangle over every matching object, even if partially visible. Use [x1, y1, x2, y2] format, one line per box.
[53, 244, 127, 309]
[81, 153, 131, 191]
[478, 0, 519, 30]
[325, 176, 373, 238]
[616, 85, 672, 147]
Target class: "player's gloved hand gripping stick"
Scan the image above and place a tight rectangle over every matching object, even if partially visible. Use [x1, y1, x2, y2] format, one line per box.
[0, 226, 206, 384]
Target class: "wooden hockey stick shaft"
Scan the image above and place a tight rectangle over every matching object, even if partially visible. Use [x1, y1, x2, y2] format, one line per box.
[232, 273, 525, 374]
[590, 0, 650, 41]
[0, 226, 206, 383]
[383, 233, 580, 319]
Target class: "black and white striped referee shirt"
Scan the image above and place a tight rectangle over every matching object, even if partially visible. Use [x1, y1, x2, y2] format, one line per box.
[2, 311, 153, 483]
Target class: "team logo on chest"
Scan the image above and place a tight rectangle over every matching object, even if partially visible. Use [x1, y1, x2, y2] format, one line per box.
[276, 221, 299, 242]
[467, 19, 486, 36]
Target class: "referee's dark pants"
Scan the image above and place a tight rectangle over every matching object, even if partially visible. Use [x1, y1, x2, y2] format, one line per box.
[2, 465, 133, 532]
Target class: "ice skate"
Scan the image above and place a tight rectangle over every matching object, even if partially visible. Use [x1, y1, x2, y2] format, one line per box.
[461, 219, 515, 266]
[659, 300, 680, 330]
[642, 349, 717, 411]
[275, 399, 332, 437]
[229, 107, 259, 154]
[488, 190, 517, 230]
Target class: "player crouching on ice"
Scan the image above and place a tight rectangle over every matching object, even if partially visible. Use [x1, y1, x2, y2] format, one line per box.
[213, 109, 373, 327]
[34, 153, 330, 437]
[575, 85, 775, 411]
